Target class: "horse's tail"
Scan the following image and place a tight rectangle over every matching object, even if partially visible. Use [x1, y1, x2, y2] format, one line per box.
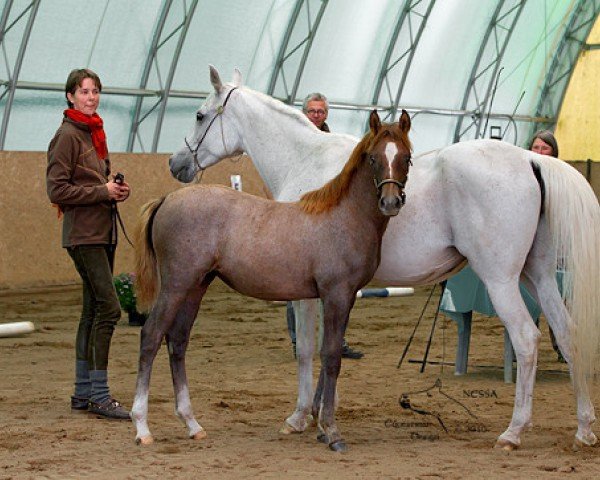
[134, 197, 166, 312]
[533, 155, 600, 384]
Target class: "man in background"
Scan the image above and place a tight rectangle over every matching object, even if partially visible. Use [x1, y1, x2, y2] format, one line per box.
[286, 92, 364, 360]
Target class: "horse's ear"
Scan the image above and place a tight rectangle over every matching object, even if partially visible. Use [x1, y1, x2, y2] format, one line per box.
[399, 109, 411, 133]
[232, 68, 242, 87]
[369, 110, 381, 134]
[209, 64, 223, 92]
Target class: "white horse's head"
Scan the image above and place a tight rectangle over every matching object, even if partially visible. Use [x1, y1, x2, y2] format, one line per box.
[169, 66, 244, 183]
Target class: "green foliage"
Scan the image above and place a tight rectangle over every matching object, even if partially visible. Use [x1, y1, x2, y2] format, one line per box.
[114, 272, 137, 312]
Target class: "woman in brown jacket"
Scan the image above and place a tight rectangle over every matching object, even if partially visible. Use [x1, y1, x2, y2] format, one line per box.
[47, 68, 131, 419]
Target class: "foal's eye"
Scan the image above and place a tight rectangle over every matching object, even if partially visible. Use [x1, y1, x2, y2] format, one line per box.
[196, 112, 204, 122]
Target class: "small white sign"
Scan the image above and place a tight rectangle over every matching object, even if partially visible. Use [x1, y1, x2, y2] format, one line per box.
[230, 174, 242, 191]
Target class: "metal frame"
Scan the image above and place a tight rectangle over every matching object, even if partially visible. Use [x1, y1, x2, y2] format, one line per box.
[0, 0, 40, 149]
[267, 0, 328, 103]
[453, 0, 525, 143]
[0, 1, 597, 151]
[127, 0, 172, 152]
[371, 0, 436, 123]
[127, 0, 198, 152]
[530, 0, 600, 138]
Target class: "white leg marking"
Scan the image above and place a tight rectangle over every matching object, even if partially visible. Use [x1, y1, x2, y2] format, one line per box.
[175, 385, 204, 438]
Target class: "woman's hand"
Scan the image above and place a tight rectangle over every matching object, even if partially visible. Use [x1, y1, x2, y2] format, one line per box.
[107, 180, 131, 202]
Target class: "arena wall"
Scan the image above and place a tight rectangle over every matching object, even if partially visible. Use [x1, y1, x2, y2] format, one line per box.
[0, 152, 268, 291]
[0, 151, 598, 291]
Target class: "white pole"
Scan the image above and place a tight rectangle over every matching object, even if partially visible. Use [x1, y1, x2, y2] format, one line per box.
[0, 321, 35, 337]
[356, 287, 414, 298]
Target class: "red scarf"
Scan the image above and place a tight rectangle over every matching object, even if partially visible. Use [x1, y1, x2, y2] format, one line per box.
[64, 108, 108, 159]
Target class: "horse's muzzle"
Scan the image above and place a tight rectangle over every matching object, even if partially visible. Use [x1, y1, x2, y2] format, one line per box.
[379, 193, 404, 216]
[169, 156, 196, 184]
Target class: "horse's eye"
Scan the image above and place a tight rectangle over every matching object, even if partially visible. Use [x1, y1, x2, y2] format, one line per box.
[196, 112, 204, 122]
[369, 154, 376, 165]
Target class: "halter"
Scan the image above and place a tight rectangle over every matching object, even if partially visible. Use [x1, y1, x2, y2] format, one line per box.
[184, 87, 238, 172]
[375, 178, 407, 205]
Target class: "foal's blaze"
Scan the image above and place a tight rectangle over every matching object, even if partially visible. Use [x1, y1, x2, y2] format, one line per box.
[299, 110, 412, 215]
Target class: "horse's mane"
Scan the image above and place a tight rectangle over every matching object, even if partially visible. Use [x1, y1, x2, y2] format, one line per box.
[244, 87, 327, 132]
[299, 124, 412, 214]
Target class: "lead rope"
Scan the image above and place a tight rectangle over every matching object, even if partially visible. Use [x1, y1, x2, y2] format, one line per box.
[194, 168, 206, 184]
[109, 201, 134, 248]
[115, 205, 134, 247]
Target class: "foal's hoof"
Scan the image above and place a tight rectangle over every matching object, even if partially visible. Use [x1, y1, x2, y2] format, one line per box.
[317, 432, 329, 444]
[494, 438, 518, 451]
[135, 435, 154, 446]
[329, 440, 348, 453]
[191, 429, 207, 441]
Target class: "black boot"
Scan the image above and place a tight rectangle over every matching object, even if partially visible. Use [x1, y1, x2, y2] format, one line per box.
[341, 340, 363, 359]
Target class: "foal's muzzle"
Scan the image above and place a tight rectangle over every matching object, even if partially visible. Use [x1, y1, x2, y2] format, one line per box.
[376, 179, 406, 216]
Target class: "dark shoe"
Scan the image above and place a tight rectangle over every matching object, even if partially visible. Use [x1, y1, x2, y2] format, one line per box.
[88, 398, 131, 420]
[70, 395, 89, 412]
[341, 342, 364, 359]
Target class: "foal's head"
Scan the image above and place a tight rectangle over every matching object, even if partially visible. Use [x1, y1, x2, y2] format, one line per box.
[299, 109, 412, 216]
[364, 109, 412, 216]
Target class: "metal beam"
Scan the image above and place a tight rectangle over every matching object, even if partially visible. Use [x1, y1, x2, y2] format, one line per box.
[0, 0, 40, 149]
[0, 77, 553, 124]
[0, 79, 209, 99]
[371, 0, 436, 123]
[453, 0, 525, 143]
[267, 0, 328, 104]
[127, 0, 172, 152]
[530, 0, 600, 137]
[152, 0, 197, 152]
[0, 0, 14, 43]
[125, 0, 198, 152]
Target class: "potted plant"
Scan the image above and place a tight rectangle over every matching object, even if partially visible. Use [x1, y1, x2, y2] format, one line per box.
[113, 273, 147, 326]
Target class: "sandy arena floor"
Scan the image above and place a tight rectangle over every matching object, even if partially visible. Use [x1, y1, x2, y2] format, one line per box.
[0, 282, 599, 479]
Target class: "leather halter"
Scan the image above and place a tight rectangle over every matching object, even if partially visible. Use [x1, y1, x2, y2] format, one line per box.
[184, 87, 238, 172]
[374, 178, 407, 205]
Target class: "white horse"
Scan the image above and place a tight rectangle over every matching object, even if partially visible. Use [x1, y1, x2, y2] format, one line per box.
[168, 66, 600, 451]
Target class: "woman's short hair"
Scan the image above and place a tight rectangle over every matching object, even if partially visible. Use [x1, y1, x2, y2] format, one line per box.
[529, 129, 559, 158]
[65, 68, 102, 108]
[302, 92, 329, 113]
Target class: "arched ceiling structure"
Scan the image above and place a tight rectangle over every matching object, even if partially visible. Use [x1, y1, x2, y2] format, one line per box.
[0, 0, 598, 155]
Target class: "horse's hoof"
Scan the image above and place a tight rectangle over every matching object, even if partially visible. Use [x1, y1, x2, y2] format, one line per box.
[572, 435, 598, 451]
[280, 421, 301, 435]
[317, 432, 329, 444]
[329, 440, 348, 453]
[494, 438, 518, 451]
[135, 435, 154, 446]
[191, 429, 207, 440]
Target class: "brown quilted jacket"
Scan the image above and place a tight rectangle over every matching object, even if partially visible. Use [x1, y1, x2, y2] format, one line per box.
[46, 117, 113, 247]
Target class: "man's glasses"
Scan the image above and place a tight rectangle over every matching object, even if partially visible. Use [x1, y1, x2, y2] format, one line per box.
[307, 109, 326, 116]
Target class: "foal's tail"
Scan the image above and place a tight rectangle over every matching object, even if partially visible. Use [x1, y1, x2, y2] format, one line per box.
[134, 197, 166, 312]
[534, 155, 600, 384]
